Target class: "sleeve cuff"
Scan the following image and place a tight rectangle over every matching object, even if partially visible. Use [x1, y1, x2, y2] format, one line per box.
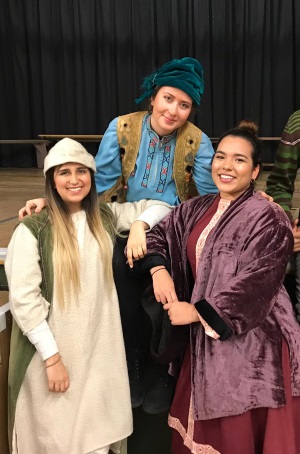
[26, 320, 59, 360]
[194, 299, 232, 341]
[131, 254, 168, 275]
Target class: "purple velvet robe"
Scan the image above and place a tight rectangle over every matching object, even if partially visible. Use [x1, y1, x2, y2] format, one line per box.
[145, 187, 300, 420]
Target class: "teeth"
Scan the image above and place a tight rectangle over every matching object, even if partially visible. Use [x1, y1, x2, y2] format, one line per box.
[68, 187, 81, 192]
[220, 175, 233, 180]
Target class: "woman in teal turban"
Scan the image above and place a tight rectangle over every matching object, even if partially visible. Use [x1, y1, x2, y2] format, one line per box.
[93, 57, 218, 417]
[20, 57, 218, 419]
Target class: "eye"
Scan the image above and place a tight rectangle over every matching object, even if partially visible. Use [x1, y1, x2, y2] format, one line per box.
[164, 95, 172, 102]
[214, 153, 224, 160]
[181, 103, 191, 110]
[78, 168, 88, 174]
[58, 170, 69, 175]
[236, 158, 246, 163]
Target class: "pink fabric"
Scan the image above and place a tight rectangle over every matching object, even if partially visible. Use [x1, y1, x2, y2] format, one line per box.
[195, 198, 231, 273]
[189, 197, 230, 339]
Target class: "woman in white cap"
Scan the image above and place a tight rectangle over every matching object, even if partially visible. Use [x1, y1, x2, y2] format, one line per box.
[5, 138, 171, 454]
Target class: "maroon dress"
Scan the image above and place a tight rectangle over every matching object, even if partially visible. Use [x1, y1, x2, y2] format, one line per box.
[169, 197, 300, 454]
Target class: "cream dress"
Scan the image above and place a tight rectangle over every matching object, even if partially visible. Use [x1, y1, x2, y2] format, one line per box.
[5, 201, 171, 454]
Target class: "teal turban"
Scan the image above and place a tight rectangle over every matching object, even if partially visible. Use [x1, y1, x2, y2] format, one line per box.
[135, 57, 204, 106]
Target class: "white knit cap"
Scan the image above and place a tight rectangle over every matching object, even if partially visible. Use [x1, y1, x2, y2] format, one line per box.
[43, 138, 96, 175]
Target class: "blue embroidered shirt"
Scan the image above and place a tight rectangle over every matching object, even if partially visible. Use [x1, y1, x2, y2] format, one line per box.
[95, 114, 217, 206]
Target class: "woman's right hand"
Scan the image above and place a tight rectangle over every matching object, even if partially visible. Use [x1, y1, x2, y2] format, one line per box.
[150, 267, 178, 304]
[45, 354, 70, 393]
[18, 198, 47, 220]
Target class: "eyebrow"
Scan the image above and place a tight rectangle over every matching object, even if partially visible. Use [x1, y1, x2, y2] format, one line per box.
[162, 91, 192, 105]
[215, 150, 249, 159]
[57, 165, 87, 172]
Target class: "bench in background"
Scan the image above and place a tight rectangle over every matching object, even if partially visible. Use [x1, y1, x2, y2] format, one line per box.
[0, 140, 51, 169]
[38, 134, 103, 143]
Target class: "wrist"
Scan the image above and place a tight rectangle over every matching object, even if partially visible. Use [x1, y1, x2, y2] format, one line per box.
[150, 266, 166, 277]
[191, 306, 200, 323]
[132, 220, 149, 230]
[45, 353, 61, 368]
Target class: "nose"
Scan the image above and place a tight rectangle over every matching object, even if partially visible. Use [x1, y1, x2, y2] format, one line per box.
[222, 159, 233, 170]
[69, 172, 79, 185]
[167, 103, 177, 116]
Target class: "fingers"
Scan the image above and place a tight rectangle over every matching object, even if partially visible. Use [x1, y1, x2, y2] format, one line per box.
[48, 375, 70, 393]
[18, 203, 39, 220]
[292, 218, 299, 230]
[46, 360, 70, 393]
[48, 379, 70, 393]
[18, 207, 27, 220]
[155, 291, 178, 305]
[127, 243, 147, 268]
[126, 248, 134, 268]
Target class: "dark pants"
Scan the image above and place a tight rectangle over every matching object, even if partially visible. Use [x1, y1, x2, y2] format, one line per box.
[112, 235, 151, 352]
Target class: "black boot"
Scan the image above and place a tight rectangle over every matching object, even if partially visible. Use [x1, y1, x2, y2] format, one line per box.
[126, 348, 145, 408]
[143, 365, 176, 414]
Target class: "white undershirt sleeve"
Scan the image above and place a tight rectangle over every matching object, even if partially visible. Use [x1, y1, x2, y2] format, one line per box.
[135, 204, 172, 229]
[27, 320, 59, 360]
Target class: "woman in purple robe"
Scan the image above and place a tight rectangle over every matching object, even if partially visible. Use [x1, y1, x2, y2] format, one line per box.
[134, 120, 300, 453]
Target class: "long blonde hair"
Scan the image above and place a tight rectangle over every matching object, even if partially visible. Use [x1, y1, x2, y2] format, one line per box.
[45, 167, 115, 308]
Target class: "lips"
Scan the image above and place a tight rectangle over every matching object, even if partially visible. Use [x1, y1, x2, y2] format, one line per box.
[163, 115, 176, 124]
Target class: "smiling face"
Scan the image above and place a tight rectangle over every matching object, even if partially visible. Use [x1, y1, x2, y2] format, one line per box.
[150, 86, 193, 137]
[212, 135, 260, 201]
[53, 162, 91, 213]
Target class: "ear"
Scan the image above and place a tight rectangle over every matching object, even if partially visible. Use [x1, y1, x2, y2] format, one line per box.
[251, 165, 260, 181]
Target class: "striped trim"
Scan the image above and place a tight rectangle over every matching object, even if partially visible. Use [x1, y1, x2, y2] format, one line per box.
[281, 137, 300, 147]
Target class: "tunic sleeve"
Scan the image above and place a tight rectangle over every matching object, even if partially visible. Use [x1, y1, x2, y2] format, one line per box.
[5, 223, 51, 334]
[193, 132, 218, 195]
[204, 221, 294, 335]
[94, 117, 122, 194]
[266, 111, 300, 216]
[108, 199, 172, 232]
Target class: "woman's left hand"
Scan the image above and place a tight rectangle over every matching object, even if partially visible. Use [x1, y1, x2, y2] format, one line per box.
[127, 220, 149, 267]
[163, 301, 199, 325]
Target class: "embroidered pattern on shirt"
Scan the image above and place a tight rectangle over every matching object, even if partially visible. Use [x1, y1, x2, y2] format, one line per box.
[157, 145, 171, 192]
[141, 116, 175, 191]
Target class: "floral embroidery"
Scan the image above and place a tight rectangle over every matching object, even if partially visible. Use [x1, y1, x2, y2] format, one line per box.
[195, 199, 231, 272]
[168, 397, 221, 453]
[142, 138, 156, 187]
[157, 145, 171, 192]
[194, 198, 231, 339]
[141, 116, 175, 191]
